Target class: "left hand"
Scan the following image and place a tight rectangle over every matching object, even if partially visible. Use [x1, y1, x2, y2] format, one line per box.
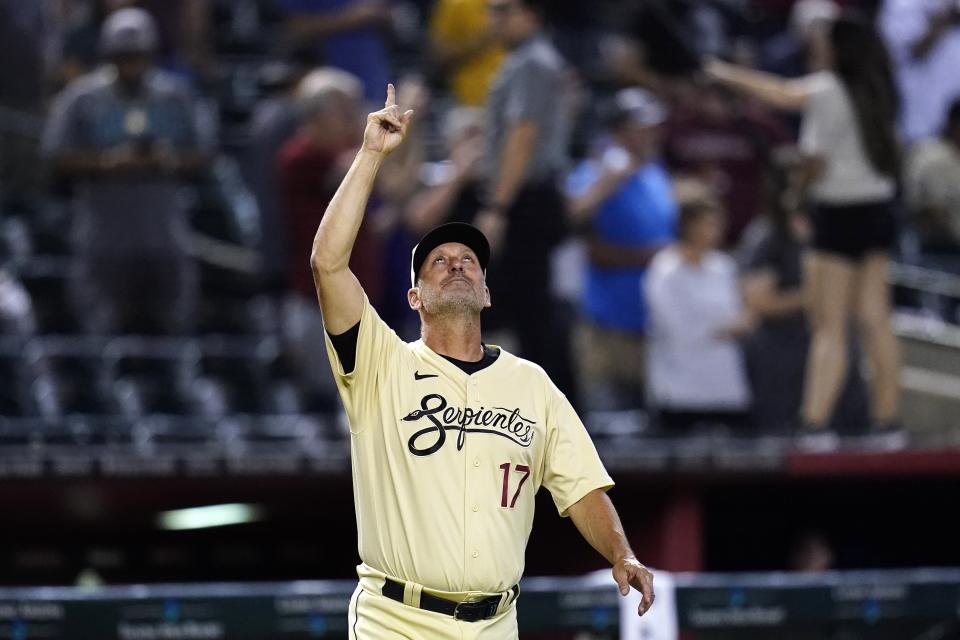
[612, 556, 655, 616]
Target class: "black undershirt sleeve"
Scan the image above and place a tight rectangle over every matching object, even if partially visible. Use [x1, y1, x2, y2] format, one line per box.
[327, 321, 360, 374]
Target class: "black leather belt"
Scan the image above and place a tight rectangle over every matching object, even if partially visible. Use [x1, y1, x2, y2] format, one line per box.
[381, 578, 519, 622]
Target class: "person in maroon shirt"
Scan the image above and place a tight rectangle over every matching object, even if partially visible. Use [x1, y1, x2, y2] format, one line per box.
[664, 81, 790, 246]
[278, 68, 384, 306]
[276, 68, 383, 404]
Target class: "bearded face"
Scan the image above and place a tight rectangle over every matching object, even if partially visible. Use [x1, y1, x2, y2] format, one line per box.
[410, 242, 491, 317]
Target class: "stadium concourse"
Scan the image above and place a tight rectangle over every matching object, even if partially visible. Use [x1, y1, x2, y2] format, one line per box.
[2, 0, 960, 638]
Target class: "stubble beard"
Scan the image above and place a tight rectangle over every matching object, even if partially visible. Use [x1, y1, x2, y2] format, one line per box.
[420, 281, 485, 319]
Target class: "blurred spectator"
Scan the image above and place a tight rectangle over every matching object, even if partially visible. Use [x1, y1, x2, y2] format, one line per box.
[475, 0, 575, 397]
[279, 0, 391, 104]
[619, 1, 712, 79]
[277, 68, 366, 402]
[646, 198, 752, 433]
[404, 107, 485, 235]
[761, 0, 839, 77]
[739, 189, 810, 432]
[739, 171, 869, 433]
[664, 81, 790, 246]
[708, 14, 903, 447]
[904, 97, 960, 252]
[879, 0, 960, 142]
[428, 0, 505, 106]
[42, 8, 212, 335]
[278, 68, 370, 301]
[61, 0, 213, 87]
[243, 61, 307, 291]
[390, 105, 484, 337]
[565, 88, 676, 411]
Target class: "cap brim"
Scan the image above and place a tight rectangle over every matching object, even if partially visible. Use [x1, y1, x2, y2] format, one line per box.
[410, 222, 490, 287]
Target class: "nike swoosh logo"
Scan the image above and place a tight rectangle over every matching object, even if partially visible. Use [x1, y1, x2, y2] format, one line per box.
[414, 371, 438, 381]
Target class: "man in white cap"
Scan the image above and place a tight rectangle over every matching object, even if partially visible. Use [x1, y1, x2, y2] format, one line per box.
[42, 7, 212, 334]
[565, 88, 677, 413]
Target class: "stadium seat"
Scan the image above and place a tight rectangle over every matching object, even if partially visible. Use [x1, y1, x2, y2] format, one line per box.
[62, 415, 137, 447]
[0, 417, 43, 447]
[17, 258, 78, 334]
[104, 337, 202, 416]
[141, 415, 221, 447]
[199, 335, 281, 413]
[197, 294, 279, 336]
[33, 336, 115, 416]
[0, 338, 31, 416]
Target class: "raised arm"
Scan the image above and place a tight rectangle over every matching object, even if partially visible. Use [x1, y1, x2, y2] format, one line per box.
[567, 489, 655, 616]
[310, 84, 413, 334]
[567, 163, 638, 227]
[705, 58, 810, 112]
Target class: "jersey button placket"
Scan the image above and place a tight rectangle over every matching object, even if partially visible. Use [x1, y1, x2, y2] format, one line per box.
[465, 379, 481, 569]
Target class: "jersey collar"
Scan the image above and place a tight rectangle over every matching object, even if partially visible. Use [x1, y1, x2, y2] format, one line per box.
[411, 340, 505, 381]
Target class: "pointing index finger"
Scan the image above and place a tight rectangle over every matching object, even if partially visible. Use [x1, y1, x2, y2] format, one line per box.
[385, 83, 395, 108]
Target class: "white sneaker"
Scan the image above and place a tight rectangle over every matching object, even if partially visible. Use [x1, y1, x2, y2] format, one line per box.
[795, 430, 840, 453]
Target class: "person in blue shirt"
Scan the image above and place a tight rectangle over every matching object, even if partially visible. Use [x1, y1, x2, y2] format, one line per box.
[566, 88, 677, 411]
[278, 0, 391, 104]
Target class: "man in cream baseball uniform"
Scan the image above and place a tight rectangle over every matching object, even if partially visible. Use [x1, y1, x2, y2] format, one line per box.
[311, 84, 655, 639]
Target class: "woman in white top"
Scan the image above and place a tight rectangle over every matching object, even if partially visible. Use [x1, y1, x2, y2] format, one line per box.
[706, 13, 902, 444]
[646, 198, 752, 432]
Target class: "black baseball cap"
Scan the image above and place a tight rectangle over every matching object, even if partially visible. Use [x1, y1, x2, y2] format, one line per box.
[410, 222, 490, 287]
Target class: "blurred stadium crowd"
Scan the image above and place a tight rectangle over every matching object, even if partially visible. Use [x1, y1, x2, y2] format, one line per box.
[2, 0, 960, 452]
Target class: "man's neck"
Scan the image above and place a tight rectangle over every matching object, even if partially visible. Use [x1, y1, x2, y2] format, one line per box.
[421, 316, 484, 362]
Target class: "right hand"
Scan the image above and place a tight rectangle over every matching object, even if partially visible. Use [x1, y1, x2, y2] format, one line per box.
[612, 557, 656, 616]
[363, 83, 414, 156]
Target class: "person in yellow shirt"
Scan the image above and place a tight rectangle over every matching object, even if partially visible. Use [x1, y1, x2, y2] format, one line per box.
[430, 0, 506, 106]
[311, 83, 655, 638]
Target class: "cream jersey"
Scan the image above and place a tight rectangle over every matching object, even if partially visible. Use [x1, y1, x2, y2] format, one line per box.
[324, 296, 614, 594]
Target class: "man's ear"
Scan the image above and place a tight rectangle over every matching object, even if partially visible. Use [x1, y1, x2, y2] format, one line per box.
[408, 286, 421, 311]
[483, 285, 492, 309]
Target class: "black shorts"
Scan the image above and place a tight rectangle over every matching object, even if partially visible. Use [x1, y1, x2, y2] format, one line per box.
[811, 200, 897, 260]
